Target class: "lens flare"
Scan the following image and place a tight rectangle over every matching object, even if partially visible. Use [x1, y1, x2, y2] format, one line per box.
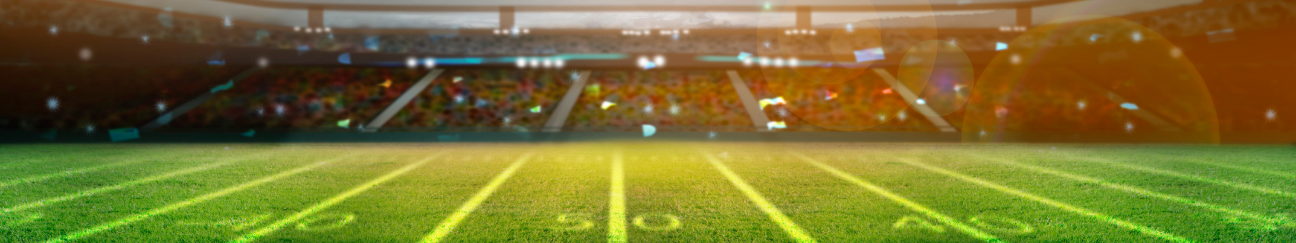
[963, 16, 1219, 143]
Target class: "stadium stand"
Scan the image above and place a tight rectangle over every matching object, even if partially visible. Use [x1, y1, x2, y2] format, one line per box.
[738, 69, 940, 131]
[2, 0, 1294, 136]
[382, 69, 570, 131]
[168, 67, 422, 130]
[565, 71, 752, 131]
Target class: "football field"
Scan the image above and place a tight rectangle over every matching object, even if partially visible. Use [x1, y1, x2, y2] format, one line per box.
[1, 143, 1293, 242]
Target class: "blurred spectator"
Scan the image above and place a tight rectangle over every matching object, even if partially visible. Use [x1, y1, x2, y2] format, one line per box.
[384, 69, 570, 131]
[567, 71, 751, 131]
[170, 67, 422, 130]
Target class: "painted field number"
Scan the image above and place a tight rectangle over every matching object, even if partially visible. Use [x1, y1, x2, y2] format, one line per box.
[295, 213, 356, 231]
[178, 212, 356, 232]
[551, 213, 594, 231]
[894, 214, 1033, 235]
[632, 213, 682, 231]
[1227, 213, 1296, 231]
[552, 213, 681, 232]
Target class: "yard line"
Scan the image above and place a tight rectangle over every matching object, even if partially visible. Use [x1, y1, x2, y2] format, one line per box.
[418, 153, 533, 243]
[0, 148, 224, 187]
[1, 153, 267, 213]
[229, 153, 446, 243]
[0, 159, 145, 189]
[0, 147, 125, 166]
[1131, 152, 1296, 181]
[974, 154, 1295, 229]
[608, 151, 627, 243]
[41, 156, 348, 243]
[702, 152, 818, 243]
[1059, 153, 1296, 199]
[893, 158, 1196, 243]
[791, 153, 1004, 243]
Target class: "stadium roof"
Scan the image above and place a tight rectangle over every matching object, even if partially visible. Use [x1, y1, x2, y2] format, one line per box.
[98, 0, 1199, 29]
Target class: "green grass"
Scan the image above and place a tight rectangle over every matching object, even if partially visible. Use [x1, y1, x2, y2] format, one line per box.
[0, 143, 1294, 242]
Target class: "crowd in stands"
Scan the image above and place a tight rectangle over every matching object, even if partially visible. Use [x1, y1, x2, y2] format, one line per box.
[383, 69, 570, 131]
[170, 67, 421, 130]
[0, 65, 237, 131]
[566, 71, 751, 131]
[963, 75, 1140, 134]
[4, 0, 1296, 134]
[739, 69, 938, 131]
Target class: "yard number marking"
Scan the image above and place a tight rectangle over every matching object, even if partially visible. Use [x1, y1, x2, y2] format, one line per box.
[553, 213, 594, 231]
[632, 213, 681, 231]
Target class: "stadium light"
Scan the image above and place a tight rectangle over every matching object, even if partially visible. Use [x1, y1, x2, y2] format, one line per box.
[654, 55, 665, 67]
[788, 57, 798, 67]
[516, 57, 526, 68]
[79, 47, 92, 61]
[637, 56, 649, 69]
[424, 58, 436, 68]
[407, 57, 419, 68]
[555, 59, 565, 69]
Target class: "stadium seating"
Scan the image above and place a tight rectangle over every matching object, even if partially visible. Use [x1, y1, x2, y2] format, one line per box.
[738, 69, 939, 131]
[169, 67, 422, 130]
[4, 0, 1295, 135]
[382, 69, 570, 131]
[566, 71, 752, 131]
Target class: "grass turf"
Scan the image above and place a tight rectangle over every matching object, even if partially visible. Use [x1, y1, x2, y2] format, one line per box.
[0, 143, 1293, 242]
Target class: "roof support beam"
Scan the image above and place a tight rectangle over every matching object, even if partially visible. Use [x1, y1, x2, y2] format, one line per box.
[500, 6, 515, 29]
[1016, 6, 1032, 27]
[211, 0, 1086, 12]
[796, 6, 811, 29]
[308, 6, 323, 27]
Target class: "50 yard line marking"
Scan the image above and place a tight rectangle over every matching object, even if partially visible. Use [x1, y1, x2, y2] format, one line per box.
[41, 156, 350, 243]
[229, 153, 447, 243]
[608, 150, 627, 243]
[893, 158, 1196, 243]
[418, 153, 533, 243]
[702, 152, 818, 243]
[791, 153, 1004, 243]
